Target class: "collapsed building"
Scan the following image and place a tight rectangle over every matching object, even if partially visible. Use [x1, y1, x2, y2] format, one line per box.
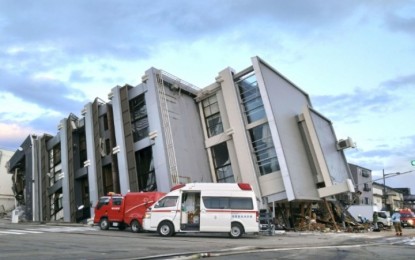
[7, 57, 356, 230]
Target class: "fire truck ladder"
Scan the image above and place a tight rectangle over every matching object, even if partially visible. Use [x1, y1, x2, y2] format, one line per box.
[156, 71, 180, 185]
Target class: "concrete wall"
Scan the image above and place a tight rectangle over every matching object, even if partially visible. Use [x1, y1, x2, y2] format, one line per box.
[0, 149, 15, 212]
[254, 57, 319, 201]
[145, 68, 211, 190]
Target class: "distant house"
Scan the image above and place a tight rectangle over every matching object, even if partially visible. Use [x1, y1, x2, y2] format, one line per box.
[348, 163, 373, 205]
[0, 148, 14, 213]
[372, 182, 404, 212]
[394, 188, 414, 211]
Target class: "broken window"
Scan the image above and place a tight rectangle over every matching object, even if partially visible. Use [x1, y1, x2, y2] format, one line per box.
[202, 94, 224, 137]
[211, 142, 234, 183]
[136, 146, 157, 191]
[236, 73, 266, 124]
[50, 190, 63, 221]
[48, 144, 62, 186]
[249, 123, 280, 176]
[130, 94, 149, 142]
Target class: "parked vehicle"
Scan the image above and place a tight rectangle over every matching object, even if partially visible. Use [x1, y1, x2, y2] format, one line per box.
[400, 209, 415, 228]
[142, 183, 260, 238]
[94, 191, 165, 232]
[347, 205, 391, 228]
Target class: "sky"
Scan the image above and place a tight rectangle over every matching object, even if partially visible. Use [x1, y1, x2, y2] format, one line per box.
[1, 0, 414, 192]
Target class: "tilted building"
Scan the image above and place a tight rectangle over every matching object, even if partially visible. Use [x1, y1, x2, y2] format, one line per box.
[7, 57, 354, 223]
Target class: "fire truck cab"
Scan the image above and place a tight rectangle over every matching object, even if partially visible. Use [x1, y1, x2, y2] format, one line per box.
[94, 191, 165, 232]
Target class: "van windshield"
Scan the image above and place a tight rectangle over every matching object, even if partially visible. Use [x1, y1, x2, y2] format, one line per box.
[154, 196, 178, 208]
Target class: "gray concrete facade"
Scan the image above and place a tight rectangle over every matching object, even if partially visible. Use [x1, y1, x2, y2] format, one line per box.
[7, 57, 356, 222]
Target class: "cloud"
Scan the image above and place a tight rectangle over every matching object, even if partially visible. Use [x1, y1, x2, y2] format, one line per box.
[69, 70, 94, 83]
[384, 5, 415, 36]
[0, 123, 37, 149]
[345, 134, 415, 172]
[311, 72, 415, 123]
[0, 69, 88, 113]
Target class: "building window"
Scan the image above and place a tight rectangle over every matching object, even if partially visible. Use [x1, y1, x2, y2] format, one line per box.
[361, 169, 370, 178]
[236, 73, 266, 124]
[136, 147, 156, 191]
[211, 142, 234, 183]
[49, 144, 62, 186]
[103, 114, 109, 130]
[103, 165, 113, 194]
[130, 94, 149, 142]
[50, 190, 63, 221]
[202, 94, 224, 137]
[363, 183, 371, 191]
[79, 134, 87, 166]
[249, 123, 280, 176]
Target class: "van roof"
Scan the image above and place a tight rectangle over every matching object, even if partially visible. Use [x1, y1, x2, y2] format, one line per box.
[170, 183, 253, 192]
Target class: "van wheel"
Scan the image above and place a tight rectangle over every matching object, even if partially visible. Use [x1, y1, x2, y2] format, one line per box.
[378, 223, 384, 229]
[131, 220, 142, 233]
[158, 221, 174, 237]
[99, 218, 109, 230]
[229, 223, 244, 238]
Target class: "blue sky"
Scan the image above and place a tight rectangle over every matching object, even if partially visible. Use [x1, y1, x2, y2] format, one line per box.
[1, 0, 414, 191]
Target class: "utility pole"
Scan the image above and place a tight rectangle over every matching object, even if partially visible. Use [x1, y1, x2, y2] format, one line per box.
[382, 169, 386, 212]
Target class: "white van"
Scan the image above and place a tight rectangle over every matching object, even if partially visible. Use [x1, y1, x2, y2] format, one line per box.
[142, 183, 259, 238]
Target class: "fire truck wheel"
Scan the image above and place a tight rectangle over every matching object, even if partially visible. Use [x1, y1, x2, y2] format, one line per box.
[130, 220, 142, 233]
[229, 222, 244, 238]
[158, 221, 174, 237]
[99, 218, 109, 230]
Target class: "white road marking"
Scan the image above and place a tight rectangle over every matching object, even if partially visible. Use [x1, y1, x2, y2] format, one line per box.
[0, 226, 97, 236]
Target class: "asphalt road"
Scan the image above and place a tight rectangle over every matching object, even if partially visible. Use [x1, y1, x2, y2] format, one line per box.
[0, 219, 414, 260]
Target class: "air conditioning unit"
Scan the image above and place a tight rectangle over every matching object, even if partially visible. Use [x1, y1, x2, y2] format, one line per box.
[336, 137, 356, 150]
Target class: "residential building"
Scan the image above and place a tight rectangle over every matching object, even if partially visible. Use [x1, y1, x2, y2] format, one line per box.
[372, 182, 404, 212]
[7, 57, 354, 223]
[372, 184, 384, 210]
[349, 163, 373, 205]
[0, 148, 14, 213]
[393, 188, 415, 211]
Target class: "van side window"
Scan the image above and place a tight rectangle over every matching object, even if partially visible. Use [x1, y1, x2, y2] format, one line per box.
[155, 196, 178, 208]
[203, 197, 229, 209]
[112, 197, 123, 206]
[203, 197, 253, 210]
[378, 212, 386, 218]
[230, 198, 253, 210]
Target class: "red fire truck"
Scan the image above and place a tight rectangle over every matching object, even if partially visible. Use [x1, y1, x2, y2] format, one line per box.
[94, 191, 165, 232]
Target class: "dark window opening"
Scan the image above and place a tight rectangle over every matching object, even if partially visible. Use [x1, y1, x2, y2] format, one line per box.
[249, 123, 280, 176]
[211, 142, 234, 183]
[130, 94, 149, 142]
[136, 147, 157, 191]
[202, 95, 223, 137]
[236, 73, 266, 124]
